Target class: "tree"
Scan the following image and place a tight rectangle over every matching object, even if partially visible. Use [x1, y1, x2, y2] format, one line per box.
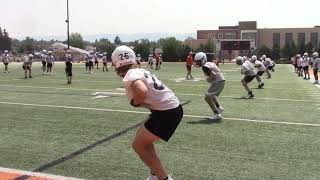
[0, 27, 12, 51]
[159, 37, 182, 61]
[133, 39, 151, 60]
[297, 42, 306, 55]
[114, 35, 122, 45]
[305, 41, 313, 54]
[94, 38, 116, 59]
[281, 41, 296, 59]
[257, 45, 272, 57]
[17, 36, 36, 54]
[69, 33, 84, 49]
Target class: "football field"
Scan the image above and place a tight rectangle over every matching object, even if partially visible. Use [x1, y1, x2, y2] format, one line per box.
[0, 62, 319, 180]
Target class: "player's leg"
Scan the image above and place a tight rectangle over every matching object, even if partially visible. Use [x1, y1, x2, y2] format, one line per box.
[28, 67, 32, 78]
[206, 81, 225, 117]
[23, 66, 27, 78]
[255, 71, 264, 88]
[314, 69, 318, 84]
[132, 125, 167, 179]
[242, 77, 254, 98]
[266, 69, 271, 78]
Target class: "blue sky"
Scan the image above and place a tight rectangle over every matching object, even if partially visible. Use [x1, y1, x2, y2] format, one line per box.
[1, 0, 319, 38]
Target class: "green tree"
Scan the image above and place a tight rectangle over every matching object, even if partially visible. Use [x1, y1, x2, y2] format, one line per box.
[297, 42, 306, 55]
[257, 45, 272, 57]
[0, 27, 12, 51]
[94, 38, 116, 59]
[133, 39, 151, 60]
[281, 42, 297, 59]
[17, 36, 36, 54]
[69, 33, 84, 49]
[159, 37, 182, 61]
[114, 35, 122, 45]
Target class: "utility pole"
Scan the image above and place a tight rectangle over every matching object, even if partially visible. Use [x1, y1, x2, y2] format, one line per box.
[66, 0, 70, 49]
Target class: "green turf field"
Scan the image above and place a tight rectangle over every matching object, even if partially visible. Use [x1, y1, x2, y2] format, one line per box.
[0, 62, 319, 180]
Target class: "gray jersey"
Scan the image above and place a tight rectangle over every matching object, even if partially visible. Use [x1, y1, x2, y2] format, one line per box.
[241, 60, 256, 76]
[203, 62, 225, 84]
[65, 54, 73, 62]
[313, 58, 320, 69]
[46, 55, 55, 63]
[23, 58, 32, 67]
[2, 54, 10, 63]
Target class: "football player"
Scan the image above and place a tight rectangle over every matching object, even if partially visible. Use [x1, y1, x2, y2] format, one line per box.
[297, 54, 303, 76]
[95, 52, 100, 69]
[236, 56, 255, 98]
[22, 54, 33, 79]
[135, 54, 141, 68]
[41, 49, 47, 74]
[194, 52, 225, 120]
[2, 50, 10, 73]
[46, 51, 55, 74]
[155, 53, 160, 70]
[302, 53, 310, 79]
[111, 46, 182, 180]
[251, 55, 265, 88]
[261, 55, 272, 78]
[147, 54, 154, 69]
[65, 50, 73, 84]
[185, 52, 194, 80]
[102, 52, 108, 71]
[312, 52, 320, 84]
[87, 50, 94, 74]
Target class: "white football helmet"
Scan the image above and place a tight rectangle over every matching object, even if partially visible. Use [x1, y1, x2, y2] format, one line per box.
[48, 51, 52, 55]
[194, 52, 207, 67]
[236, 56, 244, 65]
[313, 52, 319, 58]
[251, 55, 257, 61]
[4, 50, 8, 53]
[262, 55, 266, 59]
[297, 54, 301, 58]
[43, 49, 47, 53]
[111, 45, 136, 69]
[28, 54, 34, 58]
[303, 52, 308, 56]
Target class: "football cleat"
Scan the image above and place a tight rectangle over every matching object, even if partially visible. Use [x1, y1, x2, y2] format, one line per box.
[217, 106, 224, 114]
[211, 113, 222, 121]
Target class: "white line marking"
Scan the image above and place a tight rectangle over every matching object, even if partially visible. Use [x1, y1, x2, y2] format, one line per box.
[0, 84, 318, 103]
[91, 92, 125, 96]
[0, 167, 83, 180]
[0, 101, 319, 127]
[91, 95, 109, 99]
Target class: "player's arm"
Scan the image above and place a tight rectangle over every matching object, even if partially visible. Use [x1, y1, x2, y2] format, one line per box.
[130, 79, 148, 106]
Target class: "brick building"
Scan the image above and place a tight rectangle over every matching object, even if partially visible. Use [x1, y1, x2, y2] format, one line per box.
[185, 21, 320, 59]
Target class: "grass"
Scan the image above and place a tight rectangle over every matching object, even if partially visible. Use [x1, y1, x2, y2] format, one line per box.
[0, 61, 319, 180]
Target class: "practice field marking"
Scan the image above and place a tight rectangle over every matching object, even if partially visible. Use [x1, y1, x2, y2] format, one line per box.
[0, 167, 83, 180]
[0, 84, 313, 92]
[1, 101, 320, 127]
[0, 84, 317, 103]
[172, 78, 204, 83]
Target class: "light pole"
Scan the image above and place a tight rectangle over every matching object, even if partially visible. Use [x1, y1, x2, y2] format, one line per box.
[65, 0, 70, 50]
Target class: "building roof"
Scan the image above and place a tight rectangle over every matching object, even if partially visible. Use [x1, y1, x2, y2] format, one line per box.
[51, 42, 89, 54]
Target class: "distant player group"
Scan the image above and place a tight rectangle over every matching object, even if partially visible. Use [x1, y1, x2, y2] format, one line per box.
[291, 52, 320, 84]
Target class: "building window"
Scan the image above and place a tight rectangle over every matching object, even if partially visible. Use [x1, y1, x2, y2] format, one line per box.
[225, 33, 236, 39]
[273, 33, 280, 47]
[242, 32, 257, 40]
[311, 32, 319, 49]
[297, 33, 305, 45]
[285, 33, 293, 45]
[218, 33, 223, 39]
[208, 33, 214, 39]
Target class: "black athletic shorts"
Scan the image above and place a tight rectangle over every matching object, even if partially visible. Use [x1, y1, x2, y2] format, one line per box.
[95, 60, 99, 65]
[257, 71, 265, 76]
[137, 61, 141, 65]
[65, 62, 72, 77]
[42, 61, 46, 66]
[85, 62, 89, 67]
[103, 62, 107, 65]
[22, 66, 30, 70]
[303, 66, 309, 71]
[4, 63, 8, 66]
[145, 105, 183, 142]
[243, 75, 255, 83]
[47, 63, 53, 68]
[88, 61, 93, 67]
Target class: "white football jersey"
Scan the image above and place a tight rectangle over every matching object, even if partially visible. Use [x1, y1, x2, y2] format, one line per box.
[123, 68, 180, 111]
[46, 55, 55, 63]
[136, 56, 141, 62]
[254, 60, 266, 72]
[203, 62, 225, 84]
[41, 54, 47, 62]
[302, 57, 310, 67]
[65, 54, 72, 62]
[313, 58, 320, 69]
[2, 54, 10, 63]
[87, 54, 95, 62]
[241, 60, 256, 76]
[23, 58, 32, 66]
[102, 56, 107, 62]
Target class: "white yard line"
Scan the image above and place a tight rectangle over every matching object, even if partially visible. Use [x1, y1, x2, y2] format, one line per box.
[0, 101, 319, 127]
[0, 84, 318, 103]
[0, 167, 83, 180]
